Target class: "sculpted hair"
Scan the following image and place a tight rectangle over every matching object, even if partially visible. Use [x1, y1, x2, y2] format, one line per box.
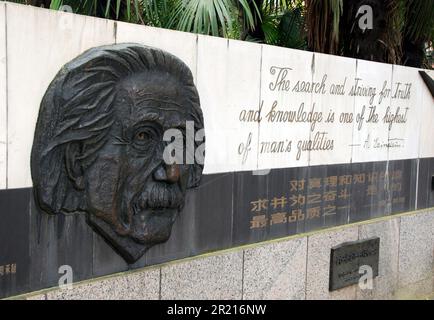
[31, 43, 203, 215]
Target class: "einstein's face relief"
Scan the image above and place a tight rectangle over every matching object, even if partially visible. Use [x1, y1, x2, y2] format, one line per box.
[31, 44, 204, 263]
[85, 73, 193, 251]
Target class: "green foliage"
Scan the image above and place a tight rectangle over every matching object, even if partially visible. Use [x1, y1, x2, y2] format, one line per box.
[140, 0, 178, 28]
[405, 0, 434, 42]
[4, 0, 434, 67]
[243, 0, 306, 50]
[278, 7, 307, 49]
[170, 0, 255, 37]
[42, 0, 257, 37]
[47, 0, 141, 22]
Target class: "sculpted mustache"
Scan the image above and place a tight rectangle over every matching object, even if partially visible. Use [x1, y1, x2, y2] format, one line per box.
[134, 184, 184, 211]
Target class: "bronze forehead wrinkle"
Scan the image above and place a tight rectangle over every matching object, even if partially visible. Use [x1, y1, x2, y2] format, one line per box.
[117, 90, 184, 117]
[132, 84, 187, 107]
[134, 97, 185, 111]
[127, 106, 188, 130]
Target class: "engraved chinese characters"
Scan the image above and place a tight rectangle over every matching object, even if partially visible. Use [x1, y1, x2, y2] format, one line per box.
[249, 169, 405, 229]
[31, 44, 204, 263]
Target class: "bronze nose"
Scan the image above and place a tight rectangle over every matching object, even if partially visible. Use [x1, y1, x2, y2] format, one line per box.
[166, 164, 180, 183]
[153, 163, 180, 183]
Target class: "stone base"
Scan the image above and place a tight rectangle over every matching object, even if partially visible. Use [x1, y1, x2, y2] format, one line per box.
[12, 209, 434, 300]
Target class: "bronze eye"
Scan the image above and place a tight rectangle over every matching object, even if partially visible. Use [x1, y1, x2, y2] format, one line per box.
[134, 130, 152, 146]
[136, 131, 148, 141]
[132, 124, 161, 150]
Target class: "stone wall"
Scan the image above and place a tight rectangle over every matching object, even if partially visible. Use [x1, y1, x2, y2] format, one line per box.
[19, 209, 434, 300]
[0, 3, 433, 299]
[1, 2, 433, 187]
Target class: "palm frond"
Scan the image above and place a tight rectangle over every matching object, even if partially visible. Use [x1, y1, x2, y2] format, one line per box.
[172, 0, 255, 37]
[405, 0, 434, 42]
[278, 7, 307, 49]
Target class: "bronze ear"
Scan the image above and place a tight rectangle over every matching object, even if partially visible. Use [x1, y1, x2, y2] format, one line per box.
[65, 143, 85, 190]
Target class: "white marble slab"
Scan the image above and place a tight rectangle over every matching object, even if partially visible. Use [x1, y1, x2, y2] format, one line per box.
[388, 65, 422, 161]
[0, 3, 6, 189]
[198, 36, 261, 174]
[3, 3, 434, 190]
[351, 59, 392, 163]
[115, 22, 198, 82]
[257, 45, 313, 170]
[419, 69, 434, 159]
[309, 53, 356, 166]
[6, 3, 115, 188]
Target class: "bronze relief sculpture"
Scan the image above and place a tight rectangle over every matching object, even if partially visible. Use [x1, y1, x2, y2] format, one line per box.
[31, 44, 204, 263]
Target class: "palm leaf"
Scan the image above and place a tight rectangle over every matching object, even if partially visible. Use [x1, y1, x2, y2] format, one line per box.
[278, 7, 307, 49]
[172, 0, 255, 37]
[405, 0, 434, 41]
